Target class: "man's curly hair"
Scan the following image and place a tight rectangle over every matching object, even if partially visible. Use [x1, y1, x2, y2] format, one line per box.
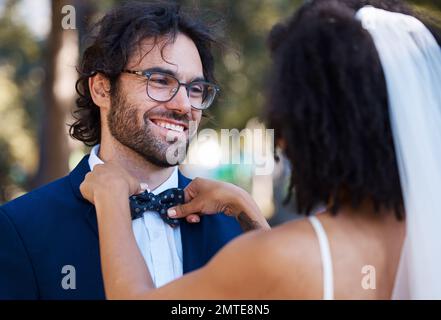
[70, 1, 220, 146]
[266, 0, 441, 219]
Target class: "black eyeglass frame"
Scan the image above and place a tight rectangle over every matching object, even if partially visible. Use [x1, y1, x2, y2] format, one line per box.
[121, 69, 220, 110]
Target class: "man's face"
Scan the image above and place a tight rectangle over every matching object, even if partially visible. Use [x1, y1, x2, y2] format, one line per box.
[107, 33, 204, 167]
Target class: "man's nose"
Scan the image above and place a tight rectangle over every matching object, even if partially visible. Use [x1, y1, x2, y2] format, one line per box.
[166, 85, 192, 114]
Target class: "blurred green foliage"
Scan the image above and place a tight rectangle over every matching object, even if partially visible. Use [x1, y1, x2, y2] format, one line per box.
[0, 0, 43, 201]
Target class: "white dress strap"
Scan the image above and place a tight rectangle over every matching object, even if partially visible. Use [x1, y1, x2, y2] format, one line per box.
[309, 216, 334, 300]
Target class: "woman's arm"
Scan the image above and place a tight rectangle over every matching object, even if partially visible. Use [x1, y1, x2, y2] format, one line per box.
[80, 163, 155, 298]
[80, 163, 273, 299]
[167, 177, 271, 231]
[130, 229, 279, 299]
[96, 192, 277, 299]
[94, 190, 154, 299]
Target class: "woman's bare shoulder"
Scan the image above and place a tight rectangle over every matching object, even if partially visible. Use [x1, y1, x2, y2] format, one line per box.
[211, 217, 324, 299]
[253, 217, 319, 256]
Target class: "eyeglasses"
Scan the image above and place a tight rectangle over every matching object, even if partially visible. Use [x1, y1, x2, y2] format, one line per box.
[121, 69, 219, 110]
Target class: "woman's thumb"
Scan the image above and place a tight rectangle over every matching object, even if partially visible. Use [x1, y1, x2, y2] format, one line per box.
[167, 199, 202, 219]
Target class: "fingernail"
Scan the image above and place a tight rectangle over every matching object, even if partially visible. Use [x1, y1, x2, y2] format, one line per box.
[140, 183, 150, 192]
[168, 209, 177, 217]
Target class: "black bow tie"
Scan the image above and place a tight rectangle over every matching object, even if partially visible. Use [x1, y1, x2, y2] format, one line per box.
[129, 188, 185, 228]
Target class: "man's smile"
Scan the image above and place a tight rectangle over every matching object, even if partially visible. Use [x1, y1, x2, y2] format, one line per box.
[148, 117, 189, 136]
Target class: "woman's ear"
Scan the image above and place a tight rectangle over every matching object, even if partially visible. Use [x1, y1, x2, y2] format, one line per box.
[89, 73, 111, 110]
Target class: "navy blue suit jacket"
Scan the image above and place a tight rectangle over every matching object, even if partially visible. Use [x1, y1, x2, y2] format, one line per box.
[0, 155, 242, 299]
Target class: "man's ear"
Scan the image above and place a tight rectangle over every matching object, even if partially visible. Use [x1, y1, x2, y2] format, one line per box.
[89, 73, 111, 110]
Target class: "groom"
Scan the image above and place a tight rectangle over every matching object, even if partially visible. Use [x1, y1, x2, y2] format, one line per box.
[0, 2, 242, 299]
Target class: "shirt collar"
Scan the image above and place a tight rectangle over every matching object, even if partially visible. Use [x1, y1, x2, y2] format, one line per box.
[88, 144, 179, 195]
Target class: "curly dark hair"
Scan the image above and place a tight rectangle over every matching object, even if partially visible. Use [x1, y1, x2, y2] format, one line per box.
[266, 0, 441, 219]
[70, 0, 221, 146]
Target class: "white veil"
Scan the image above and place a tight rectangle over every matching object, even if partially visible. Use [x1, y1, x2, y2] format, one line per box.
[355, 6, 441, 299]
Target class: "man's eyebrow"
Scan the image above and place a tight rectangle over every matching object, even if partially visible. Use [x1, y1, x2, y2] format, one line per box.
[143, 67, 175, 76]
[142, 67, 206, 83]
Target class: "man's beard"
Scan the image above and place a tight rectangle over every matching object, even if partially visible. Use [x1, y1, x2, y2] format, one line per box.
[107, 87, 191, 168]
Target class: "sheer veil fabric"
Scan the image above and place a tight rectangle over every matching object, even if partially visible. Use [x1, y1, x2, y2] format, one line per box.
[355, 6, 441, 299]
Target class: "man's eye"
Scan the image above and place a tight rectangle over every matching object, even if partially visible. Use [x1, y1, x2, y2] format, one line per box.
[189, 85, 204, 95]
[149, 75, 173, 86]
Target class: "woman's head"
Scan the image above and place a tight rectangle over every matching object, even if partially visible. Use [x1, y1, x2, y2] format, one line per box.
[266, 0, 439, 218]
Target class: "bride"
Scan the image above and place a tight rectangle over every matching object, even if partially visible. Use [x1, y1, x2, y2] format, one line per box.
[80, 0, 441, 299]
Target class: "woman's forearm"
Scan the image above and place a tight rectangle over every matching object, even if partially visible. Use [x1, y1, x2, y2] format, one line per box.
[233, 189, 271, 232]
[94, 190, 155, 299]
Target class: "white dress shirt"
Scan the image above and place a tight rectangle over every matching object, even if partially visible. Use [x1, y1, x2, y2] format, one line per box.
[88, 145, 183, 287]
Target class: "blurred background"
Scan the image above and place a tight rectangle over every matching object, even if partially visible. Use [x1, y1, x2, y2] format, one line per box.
[1, 0, 440, 225]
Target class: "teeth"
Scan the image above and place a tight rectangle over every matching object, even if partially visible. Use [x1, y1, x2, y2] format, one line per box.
[155, 121, 185, 133]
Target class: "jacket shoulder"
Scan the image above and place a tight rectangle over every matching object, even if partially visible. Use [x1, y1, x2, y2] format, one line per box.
[0, 175, 81, 227]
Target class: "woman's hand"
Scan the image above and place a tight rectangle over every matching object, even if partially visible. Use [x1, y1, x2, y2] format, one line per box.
[80, 162, 142, 205]
[167, 178, 271, 231]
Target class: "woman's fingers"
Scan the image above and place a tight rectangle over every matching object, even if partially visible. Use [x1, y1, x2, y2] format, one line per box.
[167, 198, 203, 219]
[185, 214, 201, 223]
[79, 173, 93, 202]
[182, 177, 203, 203]
[167, 177, 250, 225]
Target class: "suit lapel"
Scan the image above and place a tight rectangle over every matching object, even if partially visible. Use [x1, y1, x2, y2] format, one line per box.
[68, 155, 99, 237]
[178, 171, 206, 273]
[85, 207, 99, 238]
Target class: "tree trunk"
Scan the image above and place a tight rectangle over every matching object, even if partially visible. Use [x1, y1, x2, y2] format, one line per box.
[31, 0, 79, 187]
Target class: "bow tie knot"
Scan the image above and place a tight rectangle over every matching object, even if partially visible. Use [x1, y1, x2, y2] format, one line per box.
[129, 188, 185, 227]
